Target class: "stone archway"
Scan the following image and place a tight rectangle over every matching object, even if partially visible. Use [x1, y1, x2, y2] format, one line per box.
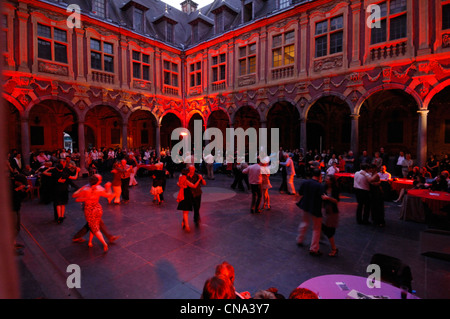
[160, 112, 182, 149]
[358, 89, 419, 160]
[427, 85, 450, 157]
[266, 101, 300, 151]
[85, 105, 123, 149]
[128, 109, 158, 150]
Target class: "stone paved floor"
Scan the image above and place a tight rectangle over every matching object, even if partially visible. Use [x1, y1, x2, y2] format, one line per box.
[14, 170, 450, 299]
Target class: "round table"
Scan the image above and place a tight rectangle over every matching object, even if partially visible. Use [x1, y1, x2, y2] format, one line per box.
[407, 189, 450, 217]
[391, 178, 414, 192]
[298, 274, 419, 299]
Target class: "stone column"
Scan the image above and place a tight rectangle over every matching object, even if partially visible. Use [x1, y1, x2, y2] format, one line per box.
[120, 35, 129, 89]
[155, 123, 161, 157]
[417, 109, 429, 167]
[20, 116, 30, 165]
[78, 121, 88, 176]
[75, 28, 87, 81]
[122, 122, 128, 151]
[299, 14, 308, 77]
[350, 113, 359, 156]
[299, 117, 307, 153]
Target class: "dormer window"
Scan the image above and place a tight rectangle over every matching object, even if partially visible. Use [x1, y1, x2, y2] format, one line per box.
[93, 0, 106, 18]
[244, 2, 253, 23]
[166, 22, 174, 43]
[134, 8, 144, 33]
[121, 1, 148, 34]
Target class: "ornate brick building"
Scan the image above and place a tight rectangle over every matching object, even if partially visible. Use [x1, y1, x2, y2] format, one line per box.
[2, 0, 450, 170]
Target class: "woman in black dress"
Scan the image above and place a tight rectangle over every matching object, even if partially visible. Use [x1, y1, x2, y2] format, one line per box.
[321, 175, 340, 257]
[176, 167, 202, 232]
[43, 163, 80, 223]
[369, 164, 385, 227]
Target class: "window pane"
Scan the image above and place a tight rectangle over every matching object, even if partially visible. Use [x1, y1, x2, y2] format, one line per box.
[315, 35, 327, 57]
[379, 1, 388, 17]
[164, 60, 170, 70]
[164, 71, 170, 85]
[133, 62, 141, 78]
[273, 34, 282, 48]
[196, 72, 201, 86]
[444, 4, 450, 30]
[284, 44, 295, 65]
[220, 64, 226, 80]
[91, 52, 102, 70]
[196, 61, 201, 70]
[390, 14, 406, 40]
[143, 65, 150, 81]
[330, 31, 343, 54]
[143, 54, 149, 63]
[93, 0, 106, 18]
[103, 42, 113, 54]
[190, 64, 195, 72]
[249, 43, 256, 54]
[239, 59, 246, 75]
[38, 39, 52, 60]
[37, 24, 51, 38]
[280, 0, 290, 9]
[285, 31, 295, 44]
[212, 56, 218, 65]
[134, 9, 143, 32]
[239, 47, 246, 58]
[371, 19, 387, 44]
[190, 74, 195, 87]
[248, 56, 256, 73]
[273, 48, 282, 67]
[132, 51, 141, 61]
[330, 16, 343, 31]
[54, 28, 67, 42]
[315, 20, 327, 35]
[220, 53, 226, 63]
[213, 67, 218, 82]
[390, 0, 406, 15]
[172, 62, 177, 72]
[54, 42, 68, 63]
[90, 39, 101, 51]
[104, 55, 114, 72]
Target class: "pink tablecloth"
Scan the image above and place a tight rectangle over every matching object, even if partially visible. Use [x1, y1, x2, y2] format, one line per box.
[407, 189, 450, 217]
[391, 179, 414, 192]
[298, 274, 419, 299]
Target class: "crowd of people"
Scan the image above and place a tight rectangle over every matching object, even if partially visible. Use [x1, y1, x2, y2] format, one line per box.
[6, 144, 450, 296]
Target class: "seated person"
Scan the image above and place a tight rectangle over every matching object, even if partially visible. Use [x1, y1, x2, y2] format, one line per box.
[215, 261, 251, 299]
[377, 165, 391, 180]
[430, 174, 449, 192]
[288, 288, 319, 299]
[406, 166, 420, 180]
[394, 175, 426, 204]
[201, 275, 236, 299]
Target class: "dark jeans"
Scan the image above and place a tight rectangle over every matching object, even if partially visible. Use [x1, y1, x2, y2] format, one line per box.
[250, 184, 262, 212]
[355, 188, 371, 223]
[192, 195, 202, 223]
[121, 177, 130, 200]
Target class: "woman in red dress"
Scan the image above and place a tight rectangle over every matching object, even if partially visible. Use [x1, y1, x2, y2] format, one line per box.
[73, 174, 114, 252]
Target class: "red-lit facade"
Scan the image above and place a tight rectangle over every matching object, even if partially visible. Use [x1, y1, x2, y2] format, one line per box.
[2, 0, 450, 169]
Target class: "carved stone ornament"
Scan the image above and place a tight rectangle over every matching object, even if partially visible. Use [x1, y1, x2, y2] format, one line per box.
[313, 56, 343, 72]
[443, 34, 450, 48]
[38, 61, 68, 76]
[238, 74, 256, 87]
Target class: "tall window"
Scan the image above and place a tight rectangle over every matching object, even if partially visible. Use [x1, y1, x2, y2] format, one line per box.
[90, 38, 114, 72]
[443, 4, 450, 30]
[163, 60, 178, 87]
[212, 53, 226, 83]
[272, 30, 295, 67]
[239, 43, 257, 76]
[189, 61, 202, 88]
[134, 8, 144, 33]
[132, 51, 150, 81]
[370, 0, 407, 45]
[315, 16, 343, 57]
[92, 0, 106, 18]
[37, 23, 68, 63]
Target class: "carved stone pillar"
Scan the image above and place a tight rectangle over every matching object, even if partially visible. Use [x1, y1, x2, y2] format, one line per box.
[20, 116, 30, 165]
[350, 113, 359, 156]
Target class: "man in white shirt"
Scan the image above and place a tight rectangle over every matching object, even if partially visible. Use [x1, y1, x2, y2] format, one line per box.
[326, 162, 339, 176]
[353, 163, 372, 225]
[242, 160, 262, 214]
[280, 153, 296, 195]
[377, 165, 391, 181]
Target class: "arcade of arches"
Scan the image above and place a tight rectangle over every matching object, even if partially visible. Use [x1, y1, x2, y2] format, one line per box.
[4, 85, 450, 171]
